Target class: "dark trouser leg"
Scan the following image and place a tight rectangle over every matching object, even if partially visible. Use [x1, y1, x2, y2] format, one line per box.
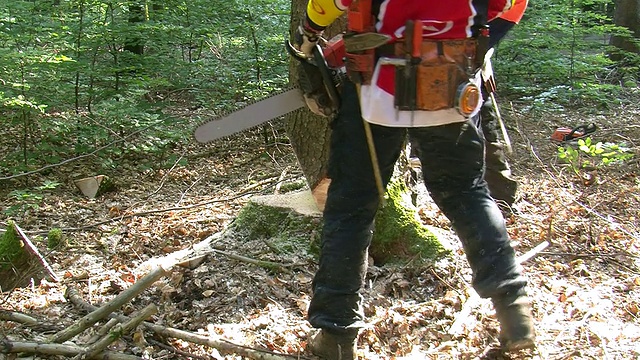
[483, 17, 518, 206]
[480, 91, 518, 206]
[409, 120, 526, 298]
[307, 82, 406, 335]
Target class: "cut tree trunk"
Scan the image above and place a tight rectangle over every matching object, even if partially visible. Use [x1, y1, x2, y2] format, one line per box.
[231, 189, 448, 265]
[285, 0, 347, 211]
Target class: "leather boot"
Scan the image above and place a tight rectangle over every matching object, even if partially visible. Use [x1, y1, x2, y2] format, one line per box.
[308, 329, 357, 360]
[492, 293, 536, 351]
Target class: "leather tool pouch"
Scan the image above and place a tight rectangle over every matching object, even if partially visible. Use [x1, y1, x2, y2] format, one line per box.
[394, 39, 479, 112]
[345, 50, 375, 85]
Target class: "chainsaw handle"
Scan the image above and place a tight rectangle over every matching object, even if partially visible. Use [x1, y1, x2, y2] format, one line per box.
[312, 44, 341, 111]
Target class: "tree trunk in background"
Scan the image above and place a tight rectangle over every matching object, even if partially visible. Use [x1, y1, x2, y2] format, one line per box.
[609, 0, 640, 61]
[124, 2, 146, 55]
[285, 0, 346, 210]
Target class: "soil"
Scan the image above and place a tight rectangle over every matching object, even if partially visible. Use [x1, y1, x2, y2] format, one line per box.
[1, 98, 639, 360]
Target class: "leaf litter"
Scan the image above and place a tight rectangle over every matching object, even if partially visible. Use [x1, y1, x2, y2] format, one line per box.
[1, 102, 639, 359]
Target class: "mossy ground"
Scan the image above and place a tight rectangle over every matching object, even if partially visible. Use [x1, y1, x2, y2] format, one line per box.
[0, 221, 38, 290]
[0, 221, 27, 271]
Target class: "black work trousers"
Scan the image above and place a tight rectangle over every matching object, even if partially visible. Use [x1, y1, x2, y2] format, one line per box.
[307, 81, 527, 335]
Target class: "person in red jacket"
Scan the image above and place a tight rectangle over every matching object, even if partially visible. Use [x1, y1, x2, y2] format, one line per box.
[293, 1, 536, 358]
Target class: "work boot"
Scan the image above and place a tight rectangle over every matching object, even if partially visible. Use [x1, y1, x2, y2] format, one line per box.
[308, 329, 357, 360]
[492, 293, 536, 351]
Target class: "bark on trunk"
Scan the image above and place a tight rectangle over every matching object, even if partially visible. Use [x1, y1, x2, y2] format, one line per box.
[285, 0, 346, 210]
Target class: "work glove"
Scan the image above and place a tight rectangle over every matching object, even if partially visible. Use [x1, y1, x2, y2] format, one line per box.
[291, 22, 322, 60]
[287, 20, 338, 117]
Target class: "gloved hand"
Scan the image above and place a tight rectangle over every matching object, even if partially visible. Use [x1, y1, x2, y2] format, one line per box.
[287, 19, 337, 117]
[291, 22, 322, 59]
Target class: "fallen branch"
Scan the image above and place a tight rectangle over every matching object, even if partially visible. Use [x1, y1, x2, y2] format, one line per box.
[64, 286, 311, 360]
[13, 223, 59, 282]
[0, 310, 39, 327]
[448, 240, 550, 336]
[49, 266, 168, 343]
[0, 339, 141, 359]
[211, 247, 289, 272]
[138, 232, 293, 272]
[74, 304, 157, 360]
[147, 338, 211, 360]
[85, 318, 120, 345]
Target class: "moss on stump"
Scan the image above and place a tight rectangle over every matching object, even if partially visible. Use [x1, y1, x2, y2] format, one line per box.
[231, 191, 323, 258]
[0, 221, 44, 290]
[231, 188, 448, 265]
[371, 180, 447, 264]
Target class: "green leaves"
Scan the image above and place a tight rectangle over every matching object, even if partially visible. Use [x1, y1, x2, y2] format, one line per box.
[493, 0, 630, 108]
[557, 137, 635, 178]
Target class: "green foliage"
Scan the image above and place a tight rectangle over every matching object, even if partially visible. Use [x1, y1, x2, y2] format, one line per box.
[47, 228, 65, 249]
[493, 0, 636, 109]
[0, 0, 637, 184]
[0, 0, 290, 177]
[3, 181, 60, 216]
[557, 137, 634, 176]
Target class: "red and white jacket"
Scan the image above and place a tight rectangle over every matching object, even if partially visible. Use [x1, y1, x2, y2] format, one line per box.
[306, 0, 515, 127]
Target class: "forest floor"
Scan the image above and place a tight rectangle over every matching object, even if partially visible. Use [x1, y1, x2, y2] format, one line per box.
[1, 96, 639, 360]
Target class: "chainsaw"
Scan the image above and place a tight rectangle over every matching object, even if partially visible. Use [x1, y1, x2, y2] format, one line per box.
[193, 32, 391, 143]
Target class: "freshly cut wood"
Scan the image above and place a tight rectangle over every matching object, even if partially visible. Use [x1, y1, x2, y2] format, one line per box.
[74, 175, 110, 198]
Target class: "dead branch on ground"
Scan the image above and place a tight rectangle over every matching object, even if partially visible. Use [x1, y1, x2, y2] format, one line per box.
[0, 339, 142, 359]
[49, 266, 168, 343]
[0, 310, 39, 327]
[64, 286, 311, 360]
[73, 304, 157, 360]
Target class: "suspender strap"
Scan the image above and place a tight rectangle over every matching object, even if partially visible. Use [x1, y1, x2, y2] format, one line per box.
[472, 0, 491, 68]
[471, 0, 491, 36]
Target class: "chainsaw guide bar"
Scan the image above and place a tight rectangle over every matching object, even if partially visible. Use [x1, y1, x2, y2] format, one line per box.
[193, 87, 306, 143]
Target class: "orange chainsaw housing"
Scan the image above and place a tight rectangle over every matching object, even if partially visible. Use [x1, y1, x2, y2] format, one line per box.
[322, 35, 346, 69]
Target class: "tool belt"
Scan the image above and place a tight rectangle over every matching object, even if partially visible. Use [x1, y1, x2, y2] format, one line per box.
[346, 38, 482, 116]
[393, 39, 480, 114]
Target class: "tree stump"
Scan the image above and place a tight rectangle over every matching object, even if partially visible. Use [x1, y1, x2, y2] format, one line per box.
[230, 189, 448, 265]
